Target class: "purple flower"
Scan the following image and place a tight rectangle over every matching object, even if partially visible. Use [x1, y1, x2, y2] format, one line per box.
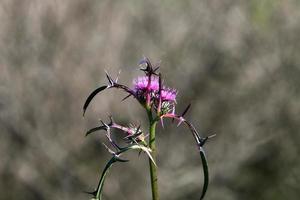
[132, 73, 177, 112]
[133, 76, 159, 92]
[161, 88, 177, 102]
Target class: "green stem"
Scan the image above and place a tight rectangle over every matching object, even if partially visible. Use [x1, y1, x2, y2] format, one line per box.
[147, 110, 159, 200]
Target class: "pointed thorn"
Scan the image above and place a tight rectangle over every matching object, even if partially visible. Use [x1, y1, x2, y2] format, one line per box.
[160, 118, 165, 128]
[136, 125, 141, 134]
[199, 134, 217, 146]
[177, 118, 184, 127]
[109, 116, 114, 125]
[100, 119, 105, 126]
[115, 70, 121, 83]
[158, 73, 162, 92]
[172, 105, 176, 114]
[153, 66, 160, 73]
[115, 157, 129, 162]
[181, 103, 191, 118]
[138, 149, 143, 156]
[138, 57, 148, 70]
[83, 190, 97, 196]
[208, 134, 217, 139]
[102, 143, 115, 155]
[121, 94, 132, 101]
[105, 71, 114, 86]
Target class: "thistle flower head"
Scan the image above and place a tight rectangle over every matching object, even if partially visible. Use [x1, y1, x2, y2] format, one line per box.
[161, 88, 177, 102]
[132, 59, 178, 111]
[133, 76, 159, 92]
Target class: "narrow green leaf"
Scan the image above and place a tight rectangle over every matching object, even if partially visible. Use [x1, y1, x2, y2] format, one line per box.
[85, 126, 107, 137]
[95, 156, 118, 200]
[92, 149, 131, 199]
[83, 85, 107, 116]
[199, 147, 209, 200]
[90, 144, 155, 200]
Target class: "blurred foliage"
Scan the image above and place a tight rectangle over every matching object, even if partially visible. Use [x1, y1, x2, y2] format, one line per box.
[0, 0, 300, 199]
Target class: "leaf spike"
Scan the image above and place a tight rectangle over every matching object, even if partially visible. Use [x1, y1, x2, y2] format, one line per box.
[100, 119, 109, 128]
[181, 103, 191, 118]
[200, 134, 216, 147]
[102, 143, 116, 155]
[138, 56, 149, 71]
[160, 117, 165, 128]
[153, 66, 160, 73]
[176, 117, 185, 127]
[157, 73, 162, 114]
[121, 94, 132, 102]
[105, 70, 114, 86]
[136, 125, 141, 134]
[115, 70, 121, 83]
[85, 126, 107, 137]
[208, 133, 217, 139]
[82, 85, 108, 116]
[114, 157, 129, 162]
[199, 147, 209, 200]
[83, 190, 97, 197]
[108, 116, 114, 125]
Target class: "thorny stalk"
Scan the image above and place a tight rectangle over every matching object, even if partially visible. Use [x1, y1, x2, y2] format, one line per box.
[82, 57, 215, 200]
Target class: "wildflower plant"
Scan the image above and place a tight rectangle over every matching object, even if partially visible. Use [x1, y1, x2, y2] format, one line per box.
[83, 57, 215, 200]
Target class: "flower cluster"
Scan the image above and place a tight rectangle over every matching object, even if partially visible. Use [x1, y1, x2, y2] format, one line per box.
[133, 76, 177, 102]
[82, 57, 214, 200]
[131, 58, 178, 118]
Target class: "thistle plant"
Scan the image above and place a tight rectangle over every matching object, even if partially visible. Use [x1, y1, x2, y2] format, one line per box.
[83, 57, 215, 200]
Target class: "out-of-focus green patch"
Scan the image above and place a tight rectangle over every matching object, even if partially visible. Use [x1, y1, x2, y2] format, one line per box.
[249, 0, 279, 30]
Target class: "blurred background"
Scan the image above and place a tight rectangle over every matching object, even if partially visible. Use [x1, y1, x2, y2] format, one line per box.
[1, 0, 300, 199]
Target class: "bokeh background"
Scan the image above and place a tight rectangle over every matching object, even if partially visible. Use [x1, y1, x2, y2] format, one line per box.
[1, 0, 300, 199]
